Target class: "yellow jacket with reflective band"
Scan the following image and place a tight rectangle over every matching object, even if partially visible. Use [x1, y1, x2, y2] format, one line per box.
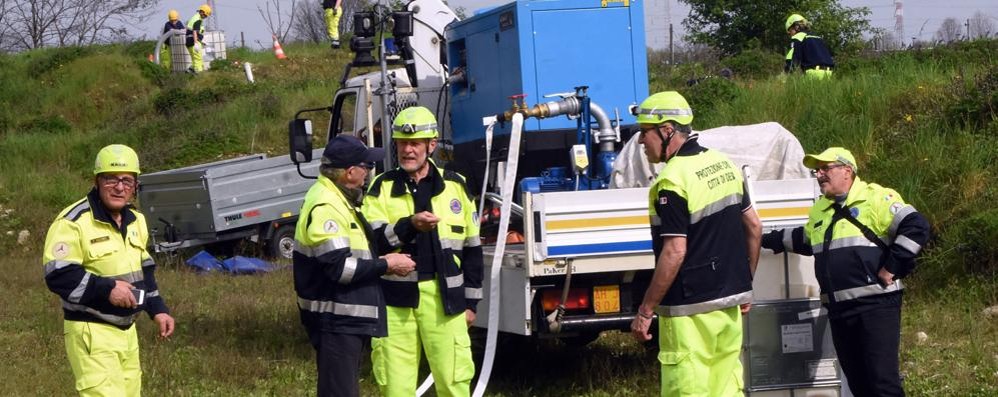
[186, 13, 204, 45]
[362, 162, 483, 315]
[648, 137, 753, 317]
[294, 176, 389, 336]
[43, 189, 169, 329]
[783, 178, 929, 316]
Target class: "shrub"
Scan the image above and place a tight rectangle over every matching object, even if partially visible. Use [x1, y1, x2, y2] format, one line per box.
[137, 59, 170, 86]
[17, 115, 72, 134]
[153, 87, 202, 115]
[938, 209, 998, 276]
[944, 65, 998, 132]
[680, 77, 740, 117]
[27, 46, 93, 78]
[120, 40, 159, 59]
[723, 48, 783, 80]
[209, 58, 238, 72]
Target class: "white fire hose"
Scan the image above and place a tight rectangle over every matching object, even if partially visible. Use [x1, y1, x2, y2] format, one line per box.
[417, 114, 522, 396]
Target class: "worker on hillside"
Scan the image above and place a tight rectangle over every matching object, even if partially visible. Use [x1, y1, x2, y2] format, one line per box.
[322, 0, 344, 49]
[185, 4, 212, 74]
[160, 10, 185, 71]
[43, 144, 175, 396]
[629, 91, 761, 396]
[294, 135, 415, 397]
[784, 14, 835, 79]
[363, 106, 483, 397]
[761, 147, 930, 396]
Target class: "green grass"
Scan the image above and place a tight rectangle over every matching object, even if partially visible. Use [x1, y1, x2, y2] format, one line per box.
[1, 40, 996, 395]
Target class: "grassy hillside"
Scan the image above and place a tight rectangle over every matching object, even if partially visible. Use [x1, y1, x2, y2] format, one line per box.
[0, 40, 996, 395]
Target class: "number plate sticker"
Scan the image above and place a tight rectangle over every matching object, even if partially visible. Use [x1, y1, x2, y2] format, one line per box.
[593, 285, 620, 314]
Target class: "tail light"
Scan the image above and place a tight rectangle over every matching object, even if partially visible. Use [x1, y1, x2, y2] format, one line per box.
[541, 288, 590, 311]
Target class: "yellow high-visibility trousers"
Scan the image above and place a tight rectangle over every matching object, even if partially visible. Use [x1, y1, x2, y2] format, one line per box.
[64, 320, 141, 397]
[372, 279, 474, 397]
[805, 68, 833, 80]
[324, 7, 342, 41]
[657, 306, 743, 397]
[187, 45, 203, 72]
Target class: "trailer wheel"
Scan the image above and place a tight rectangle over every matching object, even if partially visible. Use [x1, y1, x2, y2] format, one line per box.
[269, 225, 296, 260]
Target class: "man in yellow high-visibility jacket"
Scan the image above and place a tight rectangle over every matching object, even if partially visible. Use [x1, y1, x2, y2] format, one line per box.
[186, 4, 212, 73]
[363, 106, 483, 397]
[784, 13, 835, 79]
[629, 91, 762, 397]
[43, 144, 175, 396]
[295, 135, 415, 397]
[762, 147, 930, 396]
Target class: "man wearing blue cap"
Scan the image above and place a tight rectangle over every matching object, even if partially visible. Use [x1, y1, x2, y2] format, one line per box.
[293, 135, 416, 397]
[761, 147, 930, 396]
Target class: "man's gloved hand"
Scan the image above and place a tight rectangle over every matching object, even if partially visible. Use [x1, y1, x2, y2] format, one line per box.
[761, 230, 785, 253]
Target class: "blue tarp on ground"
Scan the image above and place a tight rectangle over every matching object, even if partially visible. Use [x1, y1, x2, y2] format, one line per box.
[185, 251, 275, 274]
[186, 250, 225, 272]
[222, 256, 274, 274]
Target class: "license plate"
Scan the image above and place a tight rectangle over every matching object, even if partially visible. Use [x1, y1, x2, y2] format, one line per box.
[593, 285, 620, 314]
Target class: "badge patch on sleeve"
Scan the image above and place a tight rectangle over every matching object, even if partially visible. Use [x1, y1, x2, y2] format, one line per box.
[52, 242, 70, 259]
[659, 196, 668, 205]
[450, 199, 462, 214]
[323, 220, 339, 234]
[890, 202, 903, 214]
[472, 211, 479, 225]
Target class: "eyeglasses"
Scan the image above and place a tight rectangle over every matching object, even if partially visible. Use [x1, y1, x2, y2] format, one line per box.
[810, 163, 846, 176]
[351, 162, 376, 171]
[639, 125, 667, 136]
[99, 176, 137, 189]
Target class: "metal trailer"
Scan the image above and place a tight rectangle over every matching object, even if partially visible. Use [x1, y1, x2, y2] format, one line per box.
[136, 149, 323, 259]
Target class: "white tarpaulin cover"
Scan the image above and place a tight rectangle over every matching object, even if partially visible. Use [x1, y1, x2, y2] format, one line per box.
[610, 122, 812, 188]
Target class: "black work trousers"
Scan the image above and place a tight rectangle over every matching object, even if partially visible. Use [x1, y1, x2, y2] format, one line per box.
[830, 300, 905, 397]
[308, 329, 369, 397]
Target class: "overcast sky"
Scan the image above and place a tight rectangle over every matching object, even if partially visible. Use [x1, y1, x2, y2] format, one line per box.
[136, 0, 998, 51]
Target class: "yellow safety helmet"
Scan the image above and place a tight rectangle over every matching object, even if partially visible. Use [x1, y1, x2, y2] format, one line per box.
[634, 91, 693, 126]
[785, 14, 807, 31]
[198, 4, 212, 17]
[168, 9, 179, 22]
[94, 144, 141, 176]
[392, 106, 439, 140]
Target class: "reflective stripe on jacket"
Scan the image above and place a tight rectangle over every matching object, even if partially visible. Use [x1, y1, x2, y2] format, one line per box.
[294, 176, 389, 336]
[648, 137, 753, 317]
[363, 162, 483, 315]
[42, 189, 169, 329]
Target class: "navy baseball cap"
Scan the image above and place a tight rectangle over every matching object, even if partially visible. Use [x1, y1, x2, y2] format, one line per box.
[321, 135, 385, 168]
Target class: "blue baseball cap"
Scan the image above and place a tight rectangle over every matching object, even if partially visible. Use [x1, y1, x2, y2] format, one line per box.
[321, 135, 385, 168]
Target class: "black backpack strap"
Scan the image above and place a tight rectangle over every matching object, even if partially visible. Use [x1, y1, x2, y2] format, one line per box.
[831, 203, 889, 251]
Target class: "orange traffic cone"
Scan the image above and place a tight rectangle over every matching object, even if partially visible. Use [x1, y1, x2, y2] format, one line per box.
[272, 35, 287, 60]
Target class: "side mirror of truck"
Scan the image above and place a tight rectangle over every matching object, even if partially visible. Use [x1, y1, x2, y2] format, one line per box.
[289, 119, 313, 164]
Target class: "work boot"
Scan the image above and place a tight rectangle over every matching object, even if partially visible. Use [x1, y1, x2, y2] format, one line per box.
[331, 40, 341, 49]
[186, 66, 197, 75]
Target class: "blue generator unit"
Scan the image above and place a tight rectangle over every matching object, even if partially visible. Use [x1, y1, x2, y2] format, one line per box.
[444, 0, 649, 194]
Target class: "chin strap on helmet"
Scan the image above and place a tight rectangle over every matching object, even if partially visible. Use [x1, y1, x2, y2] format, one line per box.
[657, 124, 675, 163]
